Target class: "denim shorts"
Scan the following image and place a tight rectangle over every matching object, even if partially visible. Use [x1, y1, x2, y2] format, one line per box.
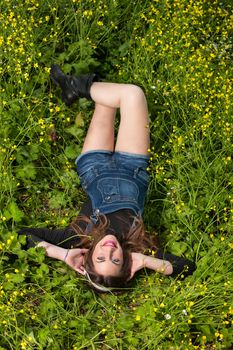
[75, 150, 150, 217]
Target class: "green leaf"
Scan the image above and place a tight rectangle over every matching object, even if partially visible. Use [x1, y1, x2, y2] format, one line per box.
[10, 102, 21, 112]
[72, 58, 100, 73]
[49, 190, 67, 209]
[35, 263, 50, 279]
[69, 320, 79, 328]
[196, 324, 214, 340]
[65, 125, 83, 139]
[169, 241, 188, 255]
[64, 145, 79, 159]
[3, 202, 24, 222]
[75, 112, 84, 127]
[9, 273, 25, 284]
[15, 163, 36, 180]
[38, 327, 51, 346]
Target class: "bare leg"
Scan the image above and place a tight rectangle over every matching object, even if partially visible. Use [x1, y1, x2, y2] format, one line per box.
[82, 82, 150, 155]
[51, 66, 149, 154]
[91, 83, 150, 154]
[81, 104, 116, 153]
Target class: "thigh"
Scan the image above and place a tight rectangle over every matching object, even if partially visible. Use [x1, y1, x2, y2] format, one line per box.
[81, 104, 116, 154]
[115, 118, 150, 155]
[115, 85, 150, 155]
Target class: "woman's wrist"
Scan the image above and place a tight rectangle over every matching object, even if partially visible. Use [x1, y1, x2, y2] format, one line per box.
[37, 241, 68, 261]
[63, 249, 70, 262]
[143, 255, 152, 269]
[144, 256, 173, 275]
[48, 245, 67, 261]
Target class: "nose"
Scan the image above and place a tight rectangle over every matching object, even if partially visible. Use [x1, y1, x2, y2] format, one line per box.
[102, 246, 115, 259]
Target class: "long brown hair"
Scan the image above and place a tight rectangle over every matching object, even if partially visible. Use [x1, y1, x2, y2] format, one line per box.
[70, 214, 158, 291]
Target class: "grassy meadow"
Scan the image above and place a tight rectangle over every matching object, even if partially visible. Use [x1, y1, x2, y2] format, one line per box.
[0, 0, 232, 349]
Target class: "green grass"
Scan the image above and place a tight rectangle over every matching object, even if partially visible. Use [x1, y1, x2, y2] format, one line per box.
[0, 0, 232, 349]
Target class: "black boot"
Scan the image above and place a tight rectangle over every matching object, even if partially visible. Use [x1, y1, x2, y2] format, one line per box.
[50, 64, 98, 106]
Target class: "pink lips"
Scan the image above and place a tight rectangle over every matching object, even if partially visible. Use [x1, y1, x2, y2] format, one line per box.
[102, 240, 117, 248]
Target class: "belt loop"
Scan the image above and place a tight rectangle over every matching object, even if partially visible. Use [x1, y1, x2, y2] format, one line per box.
[90, 209, 100, 224]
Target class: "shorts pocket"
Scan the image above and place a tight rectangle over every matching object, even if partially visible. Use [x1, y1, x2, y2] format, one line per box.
[79, 167, 98, 189]
[97, 177, 139, 203]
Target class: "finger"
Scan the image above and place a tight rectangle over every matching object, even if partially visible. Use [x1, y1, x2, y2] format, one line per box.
[127, 272, 134, 281]
[80, 249, 89, 254]
[76, 267, 86, 275]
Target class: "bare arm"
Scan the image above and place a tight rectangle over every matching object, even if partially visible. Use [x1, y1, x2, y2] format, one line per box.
[143, 255, 173, 275]
[130, 252, 173, 279]
[37, 241, 67, 260]
[37, 241, 88, 274]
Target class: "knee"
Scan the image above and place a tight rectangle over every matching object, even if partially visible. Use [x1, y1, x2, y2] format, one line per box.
[125, 84, 146, 103]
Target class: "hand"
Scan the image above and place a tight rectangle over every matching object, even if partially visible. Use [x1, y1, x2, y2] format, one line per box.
[129, 252, 147, 280]
[64, 248, 89, 275]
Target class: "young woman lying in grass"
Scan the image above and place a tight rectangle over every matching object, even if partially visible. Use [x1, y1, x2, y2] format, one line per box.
[19, 65, 196, 292]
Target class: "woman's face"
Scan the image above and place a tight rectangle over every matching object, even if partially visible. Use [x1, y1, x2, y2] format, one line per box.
[92, 234, 123, 276]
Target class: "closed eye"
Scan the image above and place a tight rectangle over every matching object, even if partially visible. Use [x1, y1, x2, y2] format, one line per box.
[112, 258, 120, 265]
[96, 257, 105, 262]
[96, 257, 121, 265]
